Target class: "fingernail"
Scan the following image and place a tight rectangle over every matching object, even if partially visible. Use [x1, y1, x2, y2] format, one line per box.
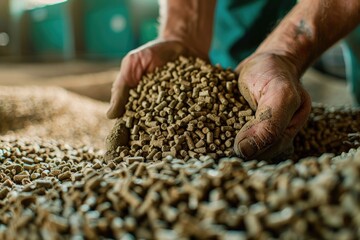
[237, 138, 257, 159]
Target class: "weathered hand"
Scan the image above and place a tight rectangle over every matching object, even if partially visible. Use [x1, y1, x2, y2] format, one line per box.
[106, 39, 203, 119]
[234, 53, 312, 160]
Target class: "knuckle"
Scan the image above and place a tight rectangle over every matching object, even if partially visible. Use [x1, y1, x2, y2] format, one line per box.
[138, 47, 153, 59]
[126, 51, 138, 62]
[255, 122, 282, 149]
[279, 81, 302, 107]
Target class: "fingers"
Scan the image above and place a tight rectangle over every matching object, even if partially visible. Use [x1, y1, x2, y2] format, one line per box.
[255, 87, 311, 161]
[236, 61, 258, 110]
[106, 80, 130, 119]
[234, 81, 307, 160]
[106, 51, 148, 119]
[238, 80, 257, 110]
[234, 107, 284, 160]
[234, 116, 295, 161]
[286, 86, 312, 134]
[106, 40, 191, 119]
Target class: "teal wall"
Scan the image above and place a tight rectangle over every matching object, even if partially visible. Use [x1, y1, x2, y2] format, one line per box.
[29, 1, 74, 60]
[24, 0, 159, 60]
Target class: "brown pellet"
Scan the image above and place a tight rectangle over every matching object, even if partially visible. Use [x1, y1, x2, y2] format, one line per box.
[195, 140, 205, 148]
[0, 186, 10, 200]
[194, 147, 206, 154]
[238, 109, 253, 117]
[154, 101, 167, 112]
[13, 174, 29, 183]
[35, 179, 53, 188]
[195, 130, 205, 139]
[21, 157, 34, 165]
[125, 156, 145, 164]
[58, 171, 71, 181]
[184, 132, 195, 150]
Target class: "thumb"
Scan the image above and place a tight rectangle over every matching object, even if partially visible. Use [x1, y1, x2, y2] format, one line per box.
[106, 53, 147, 119]
[233, 112, 294, 161]
[233, 105, 289, 160]
[106, 80, 130, 119]
[234, 82, 307, 160]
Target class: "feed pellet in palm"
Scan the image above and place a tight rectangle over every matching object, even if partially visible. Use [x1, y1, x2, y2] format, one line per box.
[1, 57, 360, 239]
[106, 57, 254, 161]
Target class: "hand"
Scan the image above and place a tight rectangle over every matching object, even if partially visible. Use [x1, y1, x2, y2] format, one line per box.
[233, 53, 312, 161]
[106, 39, 204, 119]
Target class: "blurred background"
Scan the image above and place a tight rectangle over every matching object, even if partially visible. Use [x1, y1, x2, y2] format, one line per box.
[0, 0, 359, 106]
[0, 0, 159, 102]
[0, 0, 158, 60]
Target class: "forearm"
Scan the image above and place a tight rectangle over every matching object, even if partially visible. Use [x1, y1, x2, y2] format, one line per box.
[158, 0, 216, 59]
[256, 0, 360, 77]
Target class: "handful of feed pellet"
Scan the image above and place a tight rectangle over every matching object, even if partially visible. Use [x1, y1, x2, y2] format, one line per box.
[106, 56, 255, 161]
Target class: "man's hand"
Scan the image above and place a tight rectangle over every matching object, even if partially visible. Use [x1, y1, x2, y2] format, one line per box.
[107, 0, 216, 119]
[232, 0, 360, 160]
[234, 53, 312, 160]
[106, 39, 202, 119]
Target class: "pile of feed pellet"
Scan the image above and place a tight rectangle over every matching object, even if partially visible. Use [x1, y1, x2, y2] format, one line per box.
[1, 136, 360, 239]
[0, 86, 113, 148]
[294, 103, 360, 159]
[106, 57, 254, 161]
[1, 57, 360, 239]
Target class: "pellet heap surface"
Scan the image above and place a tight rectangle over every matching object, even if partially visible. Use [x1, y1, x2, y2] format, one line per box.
[106, 56, 255, 161]
[1, 137, 360, 239]
[294, 103, 360, 158]
[1, 58, 360, 239]
[0, 86, 113, 149]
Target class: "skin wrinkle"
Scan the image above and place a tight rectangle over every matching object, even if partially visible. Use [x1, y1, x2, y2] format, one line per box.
[265, 79, 300, 108]
[285, 86, 311, 133]
[254, 70, 273, 99]
[258, 72, 283, 100]
[240, 71, 269, 108]
[261, 120, 281, 146]
[261, 82, 301, 115]
[263, 124, 294, 159]
[281, 93, 308, 140]
[238, 136, 257, 157]
[238, 118, 284, 158]
[253, 136, 263, 151]
[257, 123, 273, 148]
[244, 55, 298, 103]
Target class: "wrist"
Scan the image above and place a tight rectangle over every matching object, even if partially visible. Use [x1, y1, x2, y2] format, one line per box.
[158, 0, 216, 60]
[255, 20, 316, 78]
[255, 0, 360, 78]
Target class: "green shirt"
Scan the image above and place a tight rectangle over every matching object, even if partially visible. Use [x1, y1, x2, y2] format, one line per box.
[210, 0, 296, 68]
